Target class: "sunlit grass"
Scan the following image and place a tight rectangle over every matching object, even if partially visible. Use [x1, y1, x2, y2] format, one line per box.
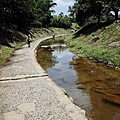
[65, 22, 120, 67]
[0, 42, 25, 67]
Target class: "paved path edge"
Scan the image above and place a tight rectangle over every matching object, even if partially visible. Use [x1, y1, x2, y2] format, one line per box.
[0, 34, 88, 120]
[32, 35, 88, 120]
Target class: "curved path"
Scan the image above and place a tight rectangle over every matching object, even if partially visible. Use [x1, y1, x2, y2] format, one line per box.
[0, 36, 87, 120]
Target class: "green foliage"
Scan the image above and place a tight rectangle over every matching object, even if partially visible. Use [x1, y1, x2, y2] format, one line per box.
[69, 0, 120, 26]
[0, 0, 34, 29]
[0, 0, 56, 30]
[33, 0, 56, 28]
[71, 23, 80, 30]
[51, 13, 72, 28]
[63, 90, 70, 98]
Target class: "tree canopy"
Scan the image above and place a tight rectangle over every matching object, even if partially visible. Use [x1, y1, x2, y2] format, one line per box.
[68, 0, 120, 26]
[1, 0, 120, 30]
[0, 0, 56, 30]
[51, 12, 72, 28]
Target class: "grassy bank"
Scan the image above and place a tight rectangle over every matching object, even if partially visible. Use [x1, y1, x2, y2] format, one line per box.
[0, 42, 26, 67]
[65, 21, 120, 68]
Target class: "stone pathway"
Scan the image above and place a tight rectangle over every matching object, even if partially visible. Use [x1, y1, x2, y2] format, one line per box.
[0, 36, 87, 120]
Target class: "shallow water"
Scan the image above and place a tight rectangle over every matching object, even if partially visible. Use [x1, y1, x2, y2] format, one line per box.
[37, 39, 120, 120]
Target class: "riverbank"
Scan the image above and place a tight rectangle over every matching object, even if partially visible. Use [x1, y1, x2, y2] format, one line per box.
[65, 21, 120, 69]
[0, 36, 87, 120]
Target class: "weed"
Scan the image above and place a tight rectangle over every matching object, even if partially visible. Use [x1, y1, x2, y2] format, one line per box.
[63, 90, 70, 98]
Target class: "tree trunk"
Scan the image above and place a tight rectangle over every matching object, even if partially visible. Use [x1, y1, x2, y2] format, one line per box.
[112, 7, 119, 20]
[97, 12, 101, 24]
[114, 10, 119, 20]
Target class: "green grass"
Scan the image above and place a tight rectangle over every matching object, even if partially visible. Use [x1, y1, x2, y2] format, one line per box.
[0, 41, 25, 67]
[65, 22, 120, 67]
[63, 90, 70, 98]
[71, 23, 81, 30]
[0, 46, 14, 66]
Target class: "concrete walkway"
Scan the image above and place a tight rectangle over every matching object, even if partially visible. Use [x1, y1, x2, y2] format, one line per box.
[0, 36, 87, 120]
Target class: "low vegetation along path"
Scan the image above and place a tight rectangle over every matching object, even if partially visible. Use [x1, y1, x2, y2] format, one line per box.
[0, 36, 87, 120]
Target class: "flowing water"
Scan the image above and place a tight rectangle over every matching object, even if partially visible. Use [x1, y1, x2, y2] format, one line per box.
[36, 38, 120, 120]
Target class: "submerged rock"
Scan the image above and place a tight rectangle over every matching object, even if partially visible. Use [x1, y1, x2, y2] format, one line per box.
[103, 93, 120, 105]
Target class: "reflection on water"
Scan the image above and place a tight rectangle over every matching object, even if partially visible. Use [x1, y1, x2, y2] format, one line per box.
[37, 39, 120, 120]
[72, 58, 120, 120]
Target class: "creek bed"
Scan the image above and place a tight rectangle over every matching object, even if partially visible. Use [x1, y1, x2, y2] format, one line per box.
[36, 38, 120, 120]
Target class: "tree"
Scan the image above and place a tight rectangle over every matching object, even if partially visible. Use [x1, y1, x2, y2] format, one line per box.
[105, 0, 120, 20]
[69, 0, 120, 26]
[33, 0, 56, 27]
[0, 0, 35, 31]
[51, 14, 72, 28]
[0, 0, 57, 29]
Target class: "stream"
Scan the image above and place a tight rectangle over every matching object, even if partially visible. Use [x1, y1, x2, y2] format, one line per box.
[36, 38, 120, 120]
